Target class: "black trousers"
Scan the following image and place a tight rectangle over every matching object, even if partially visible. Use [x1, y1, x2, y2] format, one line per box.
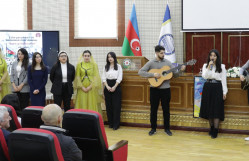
[53, 83, 72, 112]
[16, 92, 30, 111]
[150, 87, 171, 130]
[16, 78, 30, 111]
[104, 79, 122, 129]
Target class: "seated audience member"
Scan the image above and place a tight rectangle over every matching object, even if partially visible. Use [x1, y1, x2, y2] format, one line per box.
[1, 93, 21, 124]
[40, 104, 82, 161]
[0, 106, 12, 143]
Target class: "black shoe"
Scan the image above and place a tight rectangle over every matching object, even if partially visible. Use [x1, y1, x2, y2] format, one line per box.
[211, 128, 218, 139]
[109, 125, 113, 128]
[165, 129, 172, 136]
[149, 129, 156, 136]
[113, 126, 119, 130]
[209, 126, 214, 136]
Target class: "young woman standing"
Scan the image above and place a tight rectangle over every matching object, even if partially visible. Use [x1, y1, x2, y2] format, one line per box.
[0, 48, 10, 102]
[10, 48, 30, 111]
[102, 52, 123, 130]
[28, 52, 48, 106]
[74, 50, 102, 114]
[200, 49, 228, 138]
[50, 51, 75, 112]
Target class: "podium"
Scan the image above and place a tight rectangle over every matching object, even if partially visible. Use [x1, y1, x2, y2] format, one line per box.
[115, 56, 150, 112]
[117, 56, 149, 75]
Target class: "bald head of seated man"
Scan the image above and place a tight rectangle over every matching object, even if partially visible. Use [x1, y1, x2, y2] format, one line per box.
[40, 104, 82, 161]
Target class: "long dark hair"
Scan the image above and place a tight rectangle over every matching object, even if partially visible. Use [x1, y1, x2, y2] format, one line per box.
[31, 52, 46, 72]
[105, 52, 118, 72]
[17, 48, 29, 70]
[206, 49, 222, 73]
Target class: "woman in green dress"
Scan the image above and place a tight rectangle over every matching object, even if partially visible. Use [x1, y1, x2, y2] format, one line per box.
[74, 50, 102, 115]
[0, 48, 10, 102]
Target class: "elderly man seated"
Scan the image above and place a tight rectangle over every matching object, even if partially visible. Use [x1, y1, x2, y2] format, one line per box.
[40, 104, 82, 161]
[0, 106, 12, 143]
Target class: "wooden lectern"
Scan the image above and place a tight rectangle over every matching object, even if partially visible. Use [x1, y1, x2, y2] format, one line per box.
[117, 56, 149, 75]
[117, 56, 150, 111]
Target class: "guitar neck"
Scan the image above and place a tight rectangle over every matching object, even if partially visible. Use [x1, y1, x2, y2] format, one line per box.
[164, 63, 186, 74]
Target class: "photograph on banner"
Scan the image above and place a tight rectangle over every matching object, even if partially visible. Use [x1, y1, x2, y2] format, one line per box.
[0, 32, 43, 74]
[193, 76, 206, 117]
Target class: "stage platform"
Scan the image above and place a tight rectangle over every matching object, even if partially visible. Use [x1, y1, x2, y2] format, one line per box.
[103, 110, 249, 134]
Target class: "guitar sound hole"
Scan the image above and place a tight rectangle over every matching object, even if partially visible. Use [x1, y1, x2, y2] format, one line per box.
[162, 72, 167, 76]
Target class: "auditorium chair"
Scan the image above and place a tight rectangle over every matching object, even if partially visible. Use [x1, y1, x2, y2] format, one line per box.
[8, 128, 64, 161]
[63, 109, 128, 161]
[0, 104, 22, 131]
[21, 106, 44, 128]
[0, 129, 10, 161]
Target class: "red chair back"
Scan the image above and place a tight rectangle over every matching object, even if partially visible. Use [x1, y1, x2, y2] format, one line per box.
[21, 106, 44, 128]
[8, 128, 64, 161]
[62, 109, 109, 161]
[0, 129, 10, 161]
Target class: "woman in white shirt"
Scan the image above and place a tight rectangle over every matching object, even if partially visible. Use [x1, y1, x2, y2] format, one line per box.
[102, 52, 123, 130]
[200, 49, 228, 139]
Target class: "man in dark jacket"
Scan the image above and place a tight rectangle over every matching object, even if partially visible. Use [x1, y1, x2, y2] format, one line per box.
[40, 104, 82, 161]
[0, 106, 12, 143]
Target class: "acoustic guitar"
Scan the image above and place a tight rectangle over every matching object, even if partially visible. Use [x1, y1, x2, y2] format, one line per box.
[148, 59, 197, 87]
[241, 70, 249, 90]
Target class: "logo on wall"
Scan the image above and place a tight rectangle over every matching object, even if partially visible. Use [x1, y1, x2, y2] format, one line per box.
[122, 59, 131, 69]
[159, 34, 175, 55]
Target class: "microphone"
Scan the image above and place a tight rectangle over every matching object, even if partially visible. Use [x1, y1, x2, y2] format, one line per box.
[210, 59, 214, 70]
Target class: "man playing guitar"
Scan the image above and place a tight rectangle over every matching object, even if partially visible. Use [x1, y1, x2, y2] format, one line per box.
[138, 45, 186, 136]
[239, 60, 249, 93]
[240, 60, 249, 82]
[239, 60, 249, 141]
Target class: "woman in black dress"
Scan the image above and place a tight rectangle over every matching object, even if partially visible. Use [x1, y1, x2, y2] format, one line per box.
[28, 52, 48, 106]
[200, 49, 228, 138]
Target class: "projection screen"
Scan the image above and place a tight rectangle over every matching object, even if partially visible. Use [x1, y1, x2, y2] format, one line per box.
[182, 0, 249, 31]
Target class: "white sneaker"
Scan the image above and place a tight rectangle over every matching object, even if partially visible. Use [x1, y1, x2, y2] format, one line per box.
[244, 137, 249, 141]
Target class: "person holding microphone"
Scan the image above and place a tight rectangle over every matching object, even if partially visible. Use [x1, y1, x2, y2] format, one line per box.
[199, 49, 228, 139]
